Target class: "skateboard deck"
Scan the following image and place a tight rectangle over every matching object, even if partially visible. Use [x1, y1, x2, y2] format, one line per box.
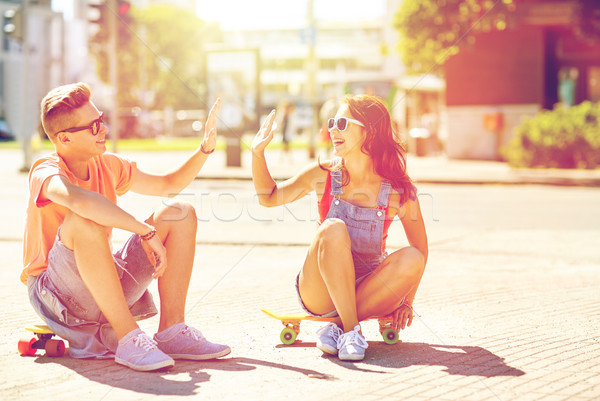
[260, 307, 400, 345]
[19, 324, 66, 357]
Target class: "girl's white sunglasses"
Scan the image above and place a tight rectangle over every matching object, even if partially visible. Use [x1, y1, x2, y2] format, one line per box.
[328, 117, 365, 132]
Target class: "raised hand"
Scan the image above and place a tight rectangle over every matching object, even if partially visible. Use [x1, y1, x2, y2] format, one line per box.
[251, 110, 276, 155]
[202, 98, 221, 153]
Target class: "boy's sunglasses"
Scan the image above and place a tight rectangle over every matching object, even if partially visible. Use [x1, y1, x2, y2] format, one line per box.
[327, 117, 365, 132]
[58, 113, 104, 136]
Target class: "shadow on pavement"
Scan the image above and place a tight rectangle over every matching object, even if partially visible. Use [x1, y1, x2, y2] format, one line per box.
[195, 356, 335, 379]
[33, 355, 334, 395]
[279, 341, 525, 377]
[336, 342, 525, 377]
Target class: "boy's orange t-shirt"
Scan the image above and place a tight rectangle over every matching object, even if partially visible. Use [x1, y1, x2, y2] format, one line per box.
[21, 152, 137, 284]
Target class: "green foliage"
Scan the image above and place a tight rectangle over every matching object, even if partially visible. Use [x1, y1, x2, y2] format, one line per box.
[89, 4, 222, 109]
[503, 102, 600, 169]
[393, 0, 516, 74]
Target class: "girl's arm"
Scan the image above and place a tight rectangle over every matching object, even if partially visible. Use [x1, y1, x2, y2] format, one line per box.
[383, 191, 429, 331]
[398, 195, 428, 304]
[251, 110, 326, 207]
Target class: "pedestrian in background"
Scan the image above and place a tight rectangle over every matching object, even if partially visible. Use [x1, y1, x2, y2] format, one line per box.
[251, 94, 428, 361]
[276, 99, 295, 158]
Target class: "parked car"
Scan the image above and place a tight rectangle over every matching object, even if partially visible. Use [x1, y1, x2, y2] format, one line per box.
[0, 119, 15, 141]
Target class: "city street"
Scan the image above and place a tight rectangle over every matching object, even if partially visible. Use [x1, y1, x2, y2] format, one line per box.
[2, 0, 600, 398]
[1, 150, 599, 400]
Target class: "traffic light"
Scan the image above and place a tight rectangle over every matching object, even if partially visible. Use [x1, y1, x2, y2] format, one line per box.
[117, 1, 131, 17]
[116, 1, 133, 40]
[3, 6, 23, 42]
[88, 1, 106, 25]
[88, 1, 107, 41]
[88, 1, 132, 40]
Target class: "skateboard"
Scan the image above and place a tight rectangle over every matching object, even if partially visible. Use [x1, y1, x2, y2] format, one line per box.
[260, 308, 400, 345]
[18, 324, 66, 357]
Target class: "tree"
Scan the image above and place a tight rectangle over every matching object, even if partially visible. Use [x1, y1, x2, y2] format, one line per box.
[393, 0, 517, 75]
[89, 3, 222, 109]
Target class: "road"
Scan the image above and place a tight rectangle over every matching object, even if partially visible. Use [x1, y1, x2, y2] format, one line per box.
[114, 179, 600, 243]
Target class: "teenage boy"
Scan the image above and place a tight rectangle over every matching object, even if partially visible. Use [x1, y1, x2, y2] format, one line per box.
[22, 82, 229, 371]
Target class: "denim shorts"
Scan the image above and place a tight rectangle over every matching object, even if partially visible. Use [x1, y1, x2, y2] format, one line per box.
[27, 230, 158, 358]
[294, 251, 387, 318]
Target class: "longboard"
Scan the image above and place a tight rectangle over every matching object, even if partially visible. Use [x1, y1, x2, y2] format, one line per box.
[261, 307, 400, 345]
[18, 324, 66, 357]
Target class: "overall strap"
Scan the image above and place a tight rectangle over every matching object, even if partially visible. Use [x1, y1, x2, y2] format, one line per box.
[330, 169, 343, 196]
[330, 158, 343, 196]
[376, 180, 392, 208]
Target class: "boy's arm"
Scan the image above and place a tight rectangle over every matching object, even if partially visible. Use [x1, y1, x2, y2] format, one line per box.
[43, 174, 168, 277]
[129, 99, 220, 197]
[129, 146, 211, 197]
[43, 174, 153, 236]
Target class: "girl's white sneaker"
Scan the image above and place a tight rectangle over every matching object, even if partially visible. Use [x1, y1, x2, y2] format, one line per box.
[337, 325, 368, 361]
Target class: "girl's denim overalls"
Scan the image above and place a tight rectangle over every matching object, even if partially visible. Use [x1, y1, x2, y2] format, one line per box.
[326, 167, 391, 279]
[295, 164, 391, 317]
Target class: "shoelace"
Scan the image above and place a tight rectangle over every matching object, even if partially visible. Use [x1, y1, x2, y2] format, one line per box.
[337, 328, 368, 350]
[132, 334, 158, 351]
[182, 326, 206, 341]
[317, 323, 341, 340]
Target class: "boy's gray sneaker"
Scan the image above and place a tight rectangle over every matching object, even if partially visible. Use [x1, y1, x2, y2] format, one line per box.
[337, 325, 368, 361]
[154, 323, 231, 360]
[115, 328, 174, 371]
[316, 322, 343, 355]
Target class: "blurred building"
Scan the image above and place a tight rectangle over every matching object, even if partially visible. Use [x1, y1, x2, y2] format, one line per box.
[219, 1, 404, 109]
[0, 0, 63, 146]
[224, 20, 402, 107]
[444, 0, 600, 160]
[1, 0, 418, 147]
[133, 0, 194, 10]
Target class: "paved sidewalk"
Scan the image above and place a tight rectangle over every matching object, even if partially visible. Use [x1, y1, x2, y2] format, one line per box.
[0, 148, 599, 400]
[2, 239, 599, 401]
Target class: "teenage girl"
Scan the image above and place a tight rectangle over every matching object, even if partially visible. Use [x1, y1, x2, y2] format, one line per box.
[251, 95, 427, 361]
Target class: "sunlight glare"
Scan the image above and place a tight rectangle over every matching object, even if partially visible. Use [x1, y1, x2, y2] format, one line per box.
[196, 0, 385, 29]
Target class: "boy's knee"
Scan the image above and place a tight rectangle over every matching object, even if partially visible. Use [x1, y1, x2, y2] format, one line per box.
[158, 199, 197, 224]
[60, 211, 106, 247]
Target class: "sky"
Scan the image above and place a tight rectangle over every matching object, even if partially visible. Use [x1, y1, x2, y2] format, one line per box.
[52, 0, 386, 28]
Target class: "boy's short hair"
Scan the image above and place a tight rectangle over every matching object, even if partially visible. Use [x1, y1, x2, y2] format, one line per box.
[40, 82, 91, 138]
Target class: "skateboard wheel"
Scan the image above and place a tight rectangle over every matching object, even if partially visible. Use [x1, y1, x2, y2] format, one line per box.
[280, 328, 297, 345]
[18, 338, 37, 356]
[382, 328, 399, 345]
[45, 339, 65, 357]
